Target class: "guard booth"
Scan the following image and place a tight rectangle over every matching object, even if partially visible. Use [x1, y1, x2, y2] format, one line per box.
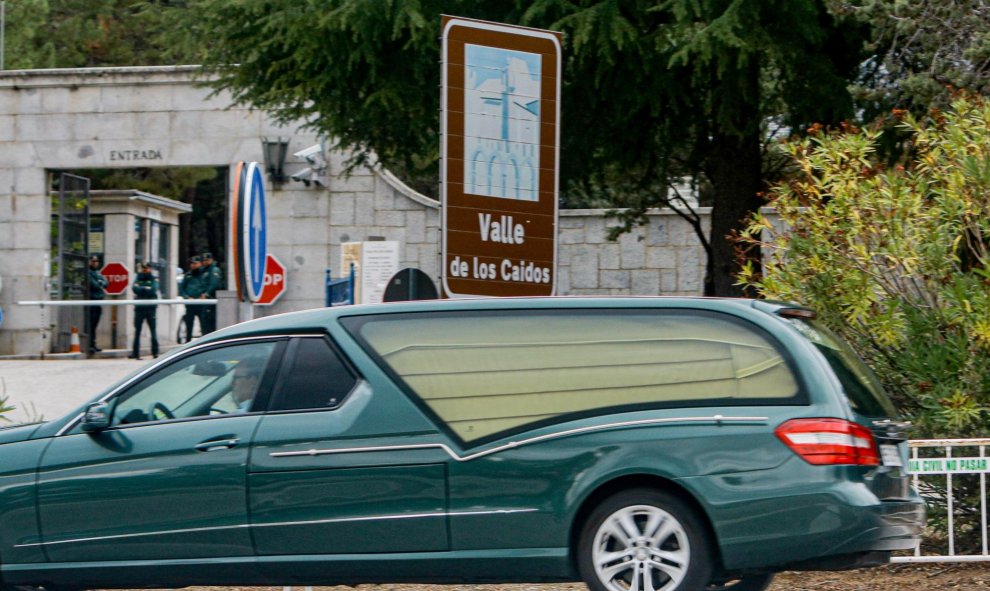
[87, 190, 191, 353]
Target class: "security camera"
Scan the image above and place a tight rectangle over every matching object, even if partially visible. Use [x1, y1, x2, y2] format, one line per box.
[290, 167, 314, 183]
[293, 144, 323, 161]
[290, 141, 328, 187]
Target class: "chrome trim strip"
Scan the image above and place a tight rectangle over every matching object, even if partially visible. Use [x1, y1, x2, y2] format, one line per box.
[251, 508, 537, 529]
[55, 334, 315, 436]
[13, 508, 536, 549]
[14, 523, 249, 548]
[270, 415, 769, 462]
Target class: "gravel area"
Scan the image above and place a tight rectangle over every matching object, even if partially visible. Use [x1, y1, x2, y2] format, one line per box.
[147, 564, 990, 591]
[773, 563, 990, 589]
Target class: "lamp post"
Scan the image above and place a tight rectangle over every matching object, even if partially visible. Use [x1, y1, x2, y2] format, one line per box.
[260, 137, 289, 187]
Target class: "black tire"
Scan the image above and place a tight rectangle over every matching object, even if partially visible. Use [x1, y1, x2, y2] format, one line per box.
[706, 573, 775, 591]
[578, 488, 714, 591]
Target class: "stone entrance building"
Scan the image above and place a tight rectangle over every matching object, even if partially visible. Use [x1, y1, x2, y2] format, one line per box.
[0, 66, 708, 356]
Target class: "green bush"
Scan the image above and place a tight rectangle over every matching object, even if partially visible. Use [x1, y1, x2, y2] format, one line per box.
[0, 378, 13, 423]
[739, 94, 990, 438]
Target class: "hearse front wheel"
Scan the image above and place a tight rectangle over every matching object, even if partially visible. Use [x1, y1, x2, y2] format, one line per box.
[578, 488, 714, 591]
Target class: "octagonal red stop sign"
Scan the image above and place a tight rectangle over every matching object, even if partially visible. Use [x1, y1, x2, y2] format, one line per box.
[100, 262, 131, 296]
[256, 254, 286, 305]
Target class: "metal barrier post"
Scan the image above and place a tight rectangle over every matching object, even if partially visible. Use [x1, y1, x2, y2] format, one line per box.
[983, 444, 988, 556]
[911, 447, 921, 556]
[325, 268, 332, 307]
[948, 446, 955, 556]
[111, 304, 118, 350]
[348, 262, 355, 305]
[38, 303, 46, 359]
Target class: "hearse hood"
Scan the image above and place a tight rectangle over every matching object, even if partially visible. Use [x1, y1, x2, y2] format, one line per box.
[0, 422, 44, 445]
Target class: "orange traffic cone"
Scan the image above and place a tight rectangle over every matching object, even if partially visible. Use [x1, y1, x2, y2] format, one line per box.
[69, 327, 81, 353]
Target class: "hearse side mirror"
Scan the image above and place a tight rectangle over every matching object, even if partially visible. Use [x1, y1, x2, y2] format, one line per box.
[81, 402, 112, 432]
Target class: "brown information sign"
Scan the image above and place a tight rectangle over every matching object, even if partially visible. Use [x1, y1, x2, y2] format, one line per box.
[441, 16, 561, 298]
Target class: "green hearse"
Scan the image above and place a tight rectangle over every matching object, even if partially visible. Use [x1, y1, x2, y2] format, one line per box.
[0, 297, 924, 591]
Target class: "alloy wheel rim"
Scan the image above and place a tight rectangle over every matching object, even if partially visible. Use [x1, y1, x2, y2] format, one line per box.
[592, 504, 690, 591]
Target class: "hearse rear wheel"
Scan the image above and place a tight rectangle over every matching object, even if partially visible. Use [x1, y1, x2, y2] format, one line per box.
[578, 488, 714, 591]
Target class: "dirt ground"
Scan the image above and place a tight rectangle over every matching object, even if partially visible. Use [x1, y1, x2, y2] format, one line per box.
[173, 564, 990, 591]
[772, 563, 990, 590]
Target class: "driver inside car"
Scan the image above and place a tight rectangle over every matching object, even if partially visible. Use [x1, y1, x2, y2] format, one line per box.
[230, 356, 266, 412]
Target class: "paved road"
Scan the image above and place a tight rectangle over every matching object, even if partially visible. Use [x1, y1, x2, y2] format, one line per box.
[0, 358, 149, 423]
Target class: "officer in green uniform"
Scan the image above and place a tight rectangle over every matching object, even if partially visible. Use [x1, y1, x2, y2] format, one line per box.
[87, 255, 108, 354]
[130, 262, 160, 360]
[201, 252, 223, 334]
[179, 256, 207, 342]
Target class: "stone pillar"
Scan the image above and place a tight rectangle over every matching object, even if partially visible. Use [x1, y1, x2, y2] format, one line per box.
[158, 221, 182, 348]
[215, 290, 239, 331]
[100, 213, 133, 351]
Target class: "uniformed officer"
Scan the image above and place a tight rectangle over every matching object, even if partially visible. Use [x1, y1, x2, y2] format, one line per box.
[130, 262, 160, 360]
[201, 252, 223, 334]
[87, 255, 108, 354]
[179, 256, 207, 342]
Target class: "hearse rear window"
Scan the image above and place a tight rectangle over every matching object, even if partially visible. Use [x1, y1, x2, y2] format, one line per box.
[345, 310, 801, 442]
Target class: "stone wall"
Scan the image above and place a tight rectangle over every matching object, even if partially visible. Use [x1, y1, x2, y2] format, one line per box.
[557, 209, 709, 296]
[289, 162, 711, 305]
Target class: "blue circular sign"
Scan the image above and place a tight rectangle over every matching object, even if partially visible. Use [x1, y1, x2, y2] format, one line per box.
[240, 162, 268, 302]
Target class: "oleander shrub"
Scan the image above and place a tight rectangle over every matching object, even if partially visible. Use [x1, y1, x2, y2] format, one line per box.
[738, 93, 990, 439]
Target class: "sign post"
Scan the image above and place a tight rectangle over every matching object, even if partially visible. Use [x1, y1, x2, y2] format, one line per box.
[441, 16, 561, 298]
[100, 262, 130, 349]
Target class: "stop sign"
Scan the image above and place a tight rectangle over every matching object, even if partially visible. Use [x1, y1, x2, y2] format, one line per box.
[100, 262, 131, 296]
[256, 254, 287, 305]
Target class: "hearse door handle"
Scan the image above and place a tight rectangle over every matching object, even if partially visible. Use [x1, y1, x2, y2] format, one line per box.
[194, 438, 240, 452]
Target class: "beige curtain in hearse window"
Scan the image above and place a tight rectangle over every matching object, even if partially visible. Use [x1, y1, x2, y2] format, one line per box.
[359, 312, 800, 441]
